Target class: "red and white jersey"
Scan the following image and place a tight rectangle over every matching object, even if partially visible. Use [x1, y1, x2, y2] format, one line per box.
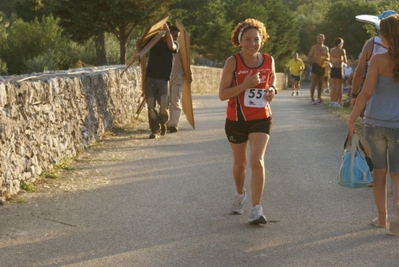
[226, 53, 274, 121]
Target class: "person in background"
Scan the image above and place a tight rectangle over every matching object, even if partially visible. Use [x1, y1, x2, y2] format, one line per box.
[307, 34, 329, 104]
[288, 52, 305, 96]
[219, 18, 277, 225]
[343, 64, 353, 87]
[329, 38, 347, 108]
[347, 14, 399, 234]
[168, 27, 193, 133]
[144, 23, 179, 139]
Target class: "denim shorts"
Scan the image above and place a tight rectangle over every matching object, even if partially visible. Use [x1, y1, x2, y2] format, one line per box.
[290, 74, 301, 81]
[364, 124, 399, 172]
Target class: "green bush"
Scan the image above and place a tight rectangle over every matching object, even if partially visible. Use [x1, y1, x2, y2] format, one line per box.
[24, 49, 58, 73]
[0, 59, 8, 75]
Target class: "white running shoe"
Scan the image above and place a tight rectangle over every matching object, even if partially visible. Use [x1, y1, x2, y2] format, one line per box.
[231, 189, 246, 214]
[248, 205, 267, 224]
[330, 102, 343, 108]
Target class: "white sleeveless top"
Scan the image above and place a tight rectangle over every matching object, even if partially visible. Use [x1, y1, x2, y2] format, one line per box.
[367, 36, 387, 66]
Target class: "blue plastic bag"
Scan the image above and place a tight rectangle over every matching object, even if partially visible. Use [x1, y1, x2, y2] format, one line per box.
[337, 134, 372, 188]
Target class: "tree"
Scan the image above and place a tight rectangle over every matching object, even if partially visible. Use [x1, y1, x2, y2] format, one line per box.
[321, 1, 378, 60]
[53, 0, 173, 65]
[170, 0, 233, 66]
[183, 0, 233, 66]
[295, 0, 331, 57]
[224, 0, 300, 71]
[13, 0, 55, 22]
[0, 16, 69, 74]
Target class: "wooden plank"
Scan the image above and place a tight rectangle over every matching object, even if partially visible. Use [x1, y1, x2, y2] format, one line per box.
[175, 19, 195, 129]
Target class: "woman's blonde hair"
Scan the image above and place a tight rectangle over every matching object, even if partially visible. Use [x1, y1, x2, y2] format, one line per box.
[379, 14, 399, 82]
[230, 18, 269, 47]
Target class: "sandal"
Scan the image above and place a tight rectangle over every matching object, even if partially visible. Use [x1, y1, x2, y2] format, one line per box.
[370, 217, 387, 228]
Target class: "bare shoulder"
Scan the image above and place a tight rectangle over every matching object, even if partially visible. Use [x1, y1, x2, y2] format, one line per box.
[370, 52, 390, 64]
[224, 55, 236, 68]
[363, 37, 374, 51]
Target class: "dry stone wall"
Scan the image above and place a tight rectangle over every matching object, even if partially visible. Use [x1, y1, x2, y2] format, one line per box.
[0, 65, 141, 200]
[0, 64, 287, 201]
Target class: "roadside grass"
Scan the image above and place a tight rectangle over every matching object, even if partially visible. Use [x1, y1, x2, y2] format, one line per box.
[41, 157, 75, 180]
[320, 94, 364, 136]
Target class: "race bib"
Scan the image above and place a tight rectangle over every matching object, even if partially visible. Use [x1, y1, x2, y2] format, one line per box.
[244, 88, 268, 108]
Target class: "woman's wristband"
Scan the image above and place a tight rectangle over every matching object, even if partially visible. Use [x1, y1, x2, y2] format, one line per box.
[269, 86, 278, 95]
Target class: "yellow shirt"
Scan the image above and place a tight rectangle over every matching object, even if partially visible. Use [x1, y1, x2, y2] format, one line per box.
[288, 59, 305, 76]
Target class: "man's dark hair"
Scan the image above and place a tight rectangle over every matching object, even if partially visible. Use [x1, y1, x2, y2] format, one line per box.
[169, 25, 180, 34]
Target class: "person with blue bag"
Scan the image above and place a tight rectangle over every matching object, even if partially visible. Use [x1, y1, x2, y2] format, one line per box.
[347, 14, 399, 233]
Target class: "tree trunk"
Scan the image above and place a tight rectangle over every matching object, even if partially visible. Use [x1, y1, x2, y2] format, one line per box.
[95, 33, 107, 66]
[119, 26, 128, 65]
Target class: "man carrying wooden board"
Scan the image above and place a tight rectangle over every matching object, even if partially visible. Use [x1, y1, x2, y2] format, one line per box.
[144, 22, 180, 139]
[168, 25, 193, 133]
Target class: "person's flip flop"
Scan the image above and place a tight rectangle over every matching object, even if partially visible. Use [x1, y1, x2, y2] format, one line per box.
[370, 218, 386, 228]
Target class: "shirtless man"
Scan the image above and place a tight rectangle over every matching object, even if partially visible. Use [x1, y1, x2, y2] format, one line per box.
[307, 34, 329, 104]
[329, 38, 347, 108]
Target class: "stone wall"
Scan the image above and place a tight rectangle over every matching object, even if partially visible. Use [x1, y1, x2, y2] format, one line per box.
[0, 65, 287, 201]
[0, 65, 141, 200]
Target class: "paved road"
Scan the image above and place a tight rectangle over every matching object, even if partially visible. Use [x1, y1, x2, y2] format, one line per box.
[1, 88, 399, 267]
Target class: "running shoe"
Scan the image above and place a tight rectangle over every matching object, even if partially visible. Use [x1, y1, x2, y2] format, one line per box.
[248, 205, 267, 224]
[231, 189, 246, 214]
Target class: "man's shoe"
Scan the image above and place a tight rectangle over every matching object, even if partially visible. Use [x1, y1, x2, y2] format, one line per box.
[231, 189, 246, 214]
[310, 99, 316, 105]
[168, 126, 178, 133]
[316, 98, 323, 104]
[160, 124, 167, 136]
[248, 205, 267, 224]
[149, 131, 160, 139]
[291, 91, 295, 96]
[296, 91, 299, 96]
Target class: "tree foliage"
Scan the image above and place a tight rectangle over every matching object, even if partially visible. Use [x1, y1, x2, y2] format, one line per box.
[1, 0, 399, 74]
[0, 16, 69, 74]
[53, 0, 173, 64]
[14, 0, 55, 22]
[223, 0, 300, 71]
[294, 0, 331, 56]
[320, 1, 378, 60]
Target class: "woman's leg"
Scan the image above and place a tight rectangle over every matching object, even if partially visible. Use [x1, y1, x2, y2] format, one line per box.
[330, 78, 337, 103]
[391, 172, 399, 206]
[229, 142, 248, 194]
[248, 132, 269, 206]
[372, 168, 388, 225]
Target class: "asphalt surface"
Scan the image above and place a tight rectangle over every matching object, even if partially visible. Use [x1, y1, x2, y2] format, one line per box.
[1, 87, 399, 267]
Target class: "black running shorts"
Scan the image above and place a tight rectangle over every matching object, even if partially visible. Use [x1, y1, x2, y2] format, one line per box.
[225, 118, 272, 144]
